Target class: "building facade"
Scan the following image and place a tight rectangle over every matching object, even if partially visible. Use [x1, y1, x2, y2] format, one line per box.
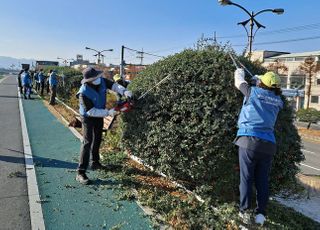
[251, 50, 320, 111]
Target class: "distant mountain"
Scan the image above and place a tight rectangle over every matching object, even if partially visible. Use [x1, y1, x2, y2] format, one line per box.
[0, 56, 36, 69]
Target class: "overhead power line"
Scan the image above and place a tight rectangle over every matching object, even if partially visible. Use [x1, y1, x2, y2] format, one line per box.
[233, 35, 320, 47]
[124, 46, 164, 58]
[217, 22, 320, 39]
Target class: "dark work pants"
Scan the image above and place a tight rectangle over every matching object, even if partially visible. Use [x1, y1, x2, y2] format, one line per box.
[78, 117, 104, 173]
[40, 82, 45, 96]
[239, 147, 273, 215]
[49, 85, 57, 105]
[35, 82, 40, 91]
[23, 85, 31, 99]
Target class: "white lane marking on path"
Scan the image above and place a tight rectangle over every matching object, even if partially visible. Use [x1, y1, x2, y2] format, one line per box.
[0, 76, 9, 84]
[18, 89, 45, 230]
[300, 163, 320, 172]
[302, 149, 317, 155]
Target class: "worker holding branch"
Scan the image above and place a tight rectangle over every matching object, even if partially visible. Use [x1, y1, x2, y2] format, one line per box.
[76, 67, 132, 184]
[234, 68, 283, 225]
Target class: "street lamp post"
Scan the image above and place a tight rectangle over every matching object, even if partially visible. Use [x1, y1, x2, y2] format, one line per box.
[218, 0, 284, 56]
[85, 47, 113, 65]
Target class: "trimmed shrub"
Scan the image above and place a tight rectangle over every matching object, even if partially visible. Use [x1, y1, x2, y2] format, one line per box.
[297, 108, 320, 123]
[122, 46, 303, 198]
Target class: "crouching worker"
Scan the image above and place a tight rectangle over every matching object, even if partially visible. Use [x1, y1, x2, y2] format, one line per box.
[234, 69, 283, 225]
[76, 67, 132, 185]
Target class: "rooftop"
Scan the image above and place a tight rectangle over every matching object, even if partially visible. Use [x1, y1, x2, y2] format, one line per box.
[266, 50, 320, 59]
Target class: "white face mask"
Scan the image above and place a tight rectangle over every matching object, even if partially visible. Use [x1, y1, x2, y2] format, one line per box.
[91, 77, 101, 85]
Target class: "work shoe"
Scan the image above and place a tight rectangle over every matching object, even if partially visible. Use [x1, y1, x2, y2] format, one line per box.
[239, 211, 252, 225]
[255, 214, 266, 225]
[91, 162, 106, 171]
[76, 173, 90, 185]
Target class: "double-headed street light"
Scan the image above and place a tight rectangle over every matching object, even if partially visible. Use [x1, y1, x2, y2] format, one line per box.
[85, 47, 113, 65]
[218, 0, 284, 57]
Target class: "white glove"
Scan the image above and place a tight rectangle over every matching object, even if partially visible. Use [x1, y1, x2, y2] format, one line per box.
[234, 68, 246, 89]
[87, 108, 109, 117]
[124, 90, 132, 99]
[108, 108, 118, 117]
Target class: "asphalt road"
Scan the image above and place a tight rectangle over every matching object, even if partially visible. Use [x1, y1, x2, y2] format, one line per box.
[295, 121, 320, 130]
[301, 140, 320, 176]
[0, 75, 31, 230]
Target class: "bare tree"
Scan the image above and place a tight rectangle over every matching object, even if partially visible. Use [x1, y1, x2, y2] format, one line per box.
[267, 58, 288, 75]
[299, 56, 320, 109]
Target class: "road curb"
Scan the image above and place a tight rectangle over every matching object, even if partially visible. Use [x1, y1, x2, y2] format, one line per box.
[18, 90, 45, 230]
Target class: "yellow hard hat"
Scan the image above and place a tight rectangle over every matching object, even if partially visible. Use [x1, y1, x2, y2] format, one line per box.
[113, 74, 121, 82]
[259, 72, 281, 88]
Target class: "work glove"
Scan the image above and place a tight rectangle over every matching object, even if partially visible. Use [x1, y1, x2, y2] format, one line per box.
[234, 68, 246, 89]
[124, 90, 133, 99]
[108, 108, 118, 117]
[87, 108, 109, 117]
[250, 75, 259, 86]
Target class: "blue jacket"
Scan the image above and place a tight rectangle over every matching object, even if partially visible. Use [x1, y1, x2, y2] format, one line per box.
[237, 87, 283, 143]
[34, 73, 39, 81]
[21, 72, 31, 86]
[77, 80, 107, 117]
[49, 72, 58, 86]
[38, 72, 45, 83]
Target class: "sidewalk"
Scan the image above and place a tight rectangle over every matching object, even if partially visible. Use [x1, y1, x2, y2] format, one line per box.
[0, 75, 31, 230]
[21, 90, 152, 229]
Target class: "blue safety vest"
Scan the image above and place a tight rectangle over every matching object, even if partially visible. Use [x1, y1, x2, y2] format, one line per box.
[237, 87, 283, 143]
[38, 72, 45, 83]
[21, 72, 31, 86]
[34, 73, 39, 81]
[77, 80, 107, 117]
[49, 72, 58, 86]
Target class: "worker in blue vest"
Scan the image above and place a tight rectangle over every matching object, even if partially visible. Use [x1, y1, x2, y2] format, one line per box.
[76, 67, 132, 184]
[21, 67, 32, 99]
[38, 69, 46, 96]
[234, 69, 283, 226]
[49, 69, 58, 105]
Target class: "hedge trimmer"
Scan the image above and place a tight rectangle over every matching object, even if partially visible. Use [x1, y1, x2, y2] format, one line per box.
[229, 53, 254, 78]
[114, 74, 173, 113]
[229, 53, 258, 85]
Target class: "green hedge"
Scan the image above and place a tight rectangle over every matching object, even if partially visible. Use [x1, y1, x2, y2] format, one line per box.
[41, 66, 82, 102]
[296, 108, 320, 123]
[122, 46, 304, 198]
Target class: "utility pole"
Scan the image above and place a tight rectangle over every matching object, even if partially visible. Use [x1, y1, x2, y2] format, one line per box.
[137, 48, 144, 65]
[120, 45, 125, 80]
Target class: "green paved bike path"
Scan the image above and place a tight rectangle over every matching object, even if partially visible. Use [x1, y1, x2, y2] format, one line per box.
[22, 97, 152, 230]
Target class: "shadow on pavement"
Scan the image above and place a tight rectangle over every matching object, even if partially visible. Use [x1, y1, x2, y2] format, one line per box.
[0, 95, 20, 99]
[0, 155, 77, 169]
[0, 95, 41, 100]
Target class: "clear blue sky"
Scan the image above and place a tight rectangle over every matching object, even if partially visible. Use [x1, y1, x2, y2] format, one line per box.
[0, 0, 320, 65]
